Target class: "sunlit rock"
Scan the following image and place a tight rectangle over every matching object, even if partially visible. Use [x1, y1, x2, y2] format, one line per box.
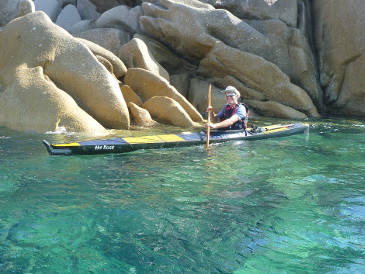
[73, 27, 131, 56]
[119, 38, 169, 81]
[121, 85, 143, 106]
[313, 0, 365, 116]
[199, 43, 319, 118]
[128, 102, 157, 126]
[0, 11, 129, 132]
[77, 38, 127, 78]
[143, 96, 198, 128]
[246, 100, 307, 119]
[124, 68, 204, 123]
[0, 0, 35, 26]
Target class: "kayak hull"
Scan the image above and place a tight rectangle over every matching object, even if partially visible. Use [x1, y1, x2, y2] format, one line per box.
[43, 123, 308, 155]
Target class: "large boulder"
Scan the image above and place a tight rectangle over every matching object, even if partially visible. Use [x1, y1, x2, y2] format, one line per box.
[0, 0, 34, 26]
[77, 38, 127, 78]
[203, 0, 298, 27]
[73, 28, 131, 56]
[34, 0, 61, 21]
[245, 100, 307, 119]
[0, 11, 129, 133]
[77, 0, 100, 20]
[55, 4, 82, 31]
[95, 5, 142, 33]
[120, 84, 143, 106]
[70, 5, 142, 53]
[128, 102, 157, 126]
[143, 96, 198, 128]
[140, 0, 321, 110]
[134, 34, 192, 75]
[87, 0, 141, 14]
[119, 38, 169, 80]
[199, 42, 319, 118]
[188, 79, 227, 113]
[0, 64, 106, 134]
[124, 68, 204, 122]
[313, 0, 365, 116]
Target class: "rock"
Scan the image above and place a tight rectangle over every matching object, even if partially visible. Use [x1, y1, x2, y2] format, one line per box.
[74, 28, 131, 56]
[143, 96, 197, 128]
[77, 0, 100, 20]
[88, 0, 141, 14]
[58, 0, 77, 6]
[121, 85, 143, 106]
[313, 0, 365, 116]
[212, 75, 266, 101]
[188, 79, 226, 113]
[248, 18, 322, 107]
[0, 11, 129, 132]
[77, 38, 127, 78]
[124, 68, 204, 122]
[128, 102, 157, 126]
[245, 100, 308, 119]
[96, 55, 114, 74]
[96, 5, 142, 33]
[205, 0, 298, 27]
[18, 0, 35, 17]
[140, 0, 321, 111]
[119, 38, 169, 81]
[34, 0, 62, 21]
[199, 42, 319, 117]
[0, 0, 35, 26]
[55, 4, 82, 31]
[170, 73, 191, 98]
[140, 1, 217, 60]
[0, 65, 106, 134]
[134, 34, 193, 74]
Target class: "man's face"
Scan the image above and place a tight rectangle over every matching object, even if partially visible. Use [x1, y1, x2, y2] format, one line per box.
[225, 93, 237, 104]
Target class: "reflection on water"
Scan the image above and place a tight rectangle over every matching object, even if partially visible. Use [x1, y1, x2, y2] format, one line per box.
[0, 118, 364, 273]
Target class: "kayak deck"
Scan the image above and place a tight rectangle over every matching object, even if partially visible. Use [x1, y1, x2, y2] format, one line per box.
[43, 123, 308, 155]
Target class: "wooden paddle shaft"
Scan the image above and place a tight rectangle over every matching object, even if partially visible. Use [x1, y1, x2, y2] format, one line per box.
[206, 84, 212, 149]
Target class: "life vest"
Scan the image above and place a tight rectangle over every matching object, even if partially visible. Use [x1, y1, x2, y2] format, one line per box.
[220, 103, 249, 130]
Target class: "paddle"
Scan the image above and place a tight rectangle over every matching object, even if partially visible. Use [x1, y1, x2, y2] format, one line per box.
[206, 84, 212, 150]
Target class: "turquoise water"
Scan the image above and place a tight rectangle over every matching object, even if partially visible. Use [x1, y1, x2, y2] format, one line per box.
[0, 118, 364, 273]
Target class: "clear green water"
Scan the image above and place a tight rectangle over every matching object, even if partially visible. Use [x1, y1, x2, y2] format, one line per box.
[0, 118, 364, 273]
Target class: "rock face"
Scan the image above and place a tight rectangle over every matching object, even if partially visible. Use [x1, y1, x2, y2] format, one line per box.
[313, 0, 365, 116]
[0, 0, 364, 134]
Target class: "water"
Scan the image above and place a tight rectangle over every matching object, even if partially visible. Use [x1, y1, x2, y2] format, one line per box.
[0, 118, 364, 273]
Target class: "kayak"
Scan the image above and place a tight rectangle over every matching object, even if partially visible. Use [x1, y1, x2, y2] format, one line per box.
[43, 123, 308, 156]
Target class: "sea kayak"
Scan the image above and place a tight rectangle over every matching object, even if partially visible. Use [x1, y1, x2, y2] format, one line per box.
[43, 123, 308, 155]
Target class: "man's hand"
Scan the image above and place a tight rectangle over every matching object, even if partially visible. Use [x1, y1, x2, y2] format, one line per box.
[205, 122, 217, 129]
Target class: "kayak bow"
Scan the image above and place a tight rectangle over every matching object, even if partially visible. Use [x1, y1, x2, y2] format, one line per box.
[43, 123, 308, 155]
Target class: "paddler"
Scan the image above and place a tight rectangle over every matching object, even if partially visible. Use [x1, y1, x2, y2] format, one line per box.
[205, 86, 249, 131]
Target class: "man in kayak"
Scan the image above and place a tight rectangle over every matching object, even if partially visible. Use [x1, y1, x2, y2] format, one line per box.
[205, 86, 249, 130]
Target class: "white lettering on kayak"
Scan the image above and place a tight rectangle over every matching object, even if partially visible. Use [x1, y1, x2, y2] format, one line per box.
[95, 145, 115, 150]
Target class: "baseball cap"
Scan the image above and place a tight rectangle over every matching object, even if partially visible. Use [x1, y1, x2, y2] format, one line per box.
[221, 86, 241, 97]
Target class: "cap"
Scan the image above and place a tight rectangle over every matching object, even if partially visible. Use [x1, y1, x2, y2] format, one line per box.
[221, 86, 240, 97]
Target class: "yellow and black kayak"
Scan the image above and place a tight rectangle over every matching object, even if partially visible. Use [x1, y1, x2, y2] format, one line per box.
[43, 123, 308, 155]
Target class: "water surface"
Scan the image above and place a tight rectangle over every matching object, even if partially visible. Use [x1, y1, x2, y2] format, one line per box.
[0, 118, 364, 273]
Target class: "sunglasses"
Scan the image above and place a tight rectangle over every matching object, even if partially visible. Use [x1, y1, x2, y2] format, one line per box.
[225, 94, 235, 98]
